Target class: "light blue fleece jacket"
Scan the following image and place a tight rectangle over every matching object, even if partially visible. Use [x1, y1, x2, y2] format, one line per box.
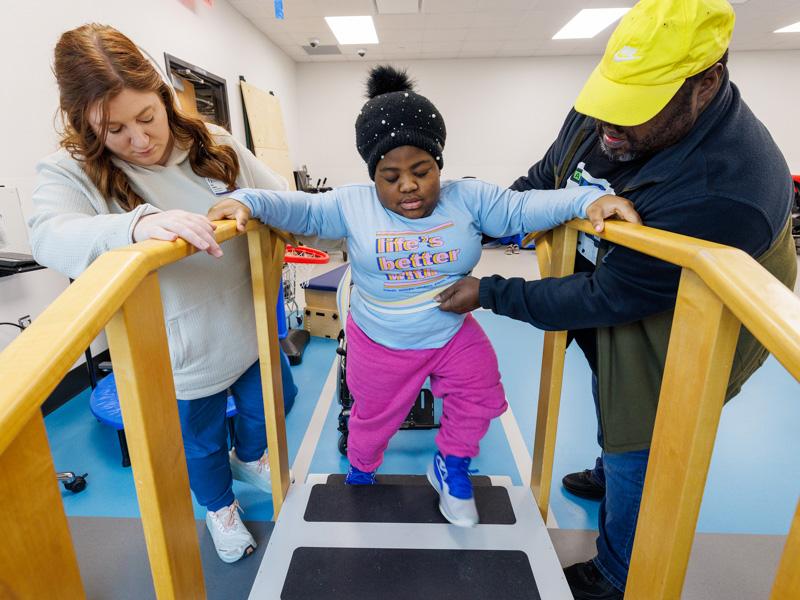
[232, 178, 607, 350]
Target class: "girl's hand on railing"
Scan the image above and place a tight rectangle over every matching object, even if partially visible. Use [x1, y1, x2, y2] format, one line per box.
[586, 195, 641, 233]
[207, 200, 253, 232]
[133, 210, 223, 258]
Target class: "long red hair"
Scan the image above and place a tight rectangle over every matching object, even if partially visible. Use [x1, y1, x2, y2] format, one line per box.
[54, 23, 239, 211]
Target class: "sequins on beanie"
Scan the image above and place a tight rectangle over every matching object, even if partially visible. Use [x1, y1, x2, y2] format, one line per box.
[355, 65, 446, 180]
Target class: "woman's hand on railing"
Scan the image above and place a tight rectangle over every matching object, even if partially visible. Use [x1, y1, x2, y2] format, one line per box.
[207, 199, 253, 232]
[435, 276, 481, 314]
[133, 210, 223, 258]
[586, 195, 641, 233]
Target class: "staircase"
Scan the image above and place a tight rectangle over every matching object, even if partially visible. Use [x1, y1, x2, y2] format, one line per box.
[248, 474, 571, 599]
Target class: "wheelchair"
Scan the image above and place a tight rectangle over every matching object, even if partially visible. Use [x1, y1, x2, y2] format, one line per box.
[334, 266, 439, 456]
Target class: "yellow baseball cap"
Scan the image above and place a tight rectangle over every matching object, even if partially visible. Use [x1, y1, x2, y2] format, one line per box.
[574, 0, 735, 126]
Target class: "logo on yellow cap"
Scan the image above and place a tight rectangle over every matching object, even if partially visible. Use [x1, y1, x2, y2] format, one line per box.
[613, 45, 643, 63]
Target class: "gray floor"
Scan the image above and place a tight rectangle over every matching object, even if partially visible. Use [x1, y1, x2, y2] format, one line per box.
[69, 516, 786, 599]
[69, 516, 273, 600]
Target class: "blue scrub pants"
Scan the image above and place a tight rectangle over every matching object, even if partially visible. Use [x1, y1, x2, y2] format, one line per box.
[588, 374, 650, 593]
[176, 352, 297, 512]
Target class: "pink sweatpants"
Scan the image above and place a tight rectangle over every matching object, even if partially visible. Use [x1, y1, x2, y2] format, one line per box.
[345, 313, 507, 473]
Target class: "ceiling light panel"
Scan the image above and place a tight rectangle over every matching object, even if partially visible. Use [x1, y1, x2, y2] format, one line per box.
[553, 8, 630, 40]
[325, 16, 379, 44]
[775, 22, 800, 33]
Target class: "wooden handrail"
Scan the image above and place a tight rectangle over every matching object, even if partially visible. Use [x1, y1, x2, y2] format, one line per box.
[0, 219, 259, 457]
[0, 218, 286, 599]
[567, 219, 800, 379]
[532, 218, 800, 600]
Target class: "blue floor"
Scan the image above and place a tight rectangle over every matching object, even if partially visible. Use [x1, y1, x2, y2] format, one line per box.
[47, 311, 800, 535]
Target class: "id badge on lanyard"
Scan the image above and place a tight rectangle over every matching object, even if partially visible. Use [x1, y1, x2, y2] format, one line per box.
[205, 178, 238, 196]
[576, 232, 601, 265]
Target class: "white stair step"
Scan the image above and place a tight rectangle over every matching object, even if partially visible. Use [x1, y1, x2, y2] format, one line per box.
[248, 481, 571, 599]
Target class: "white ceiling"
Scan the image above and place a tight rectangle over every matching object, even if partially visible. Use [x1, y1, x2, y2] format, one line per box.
[229, 0, 800, 63]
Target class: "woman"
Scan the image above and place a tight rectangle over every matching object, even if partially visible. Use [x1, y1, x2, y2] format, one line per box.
[29, 23, 294, 564]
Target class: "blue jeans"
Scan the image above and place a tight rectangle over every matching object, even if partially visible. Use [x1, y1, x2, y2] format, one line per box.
[588, 374, 650, 592]
[177, 353, 298, 512]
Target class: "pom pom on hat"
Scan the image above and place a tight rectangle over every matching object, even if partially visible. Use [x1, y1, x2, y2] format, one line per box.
[365, 64, 415, 99]
[355, 65, 446, 180]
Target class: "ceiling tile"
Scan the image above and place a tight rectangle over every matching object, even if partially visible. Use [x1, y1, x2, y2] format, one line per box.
[472, 11, 529, 28]
[424, 12, 475, 29]
[425, 0, 480, 14]
[464, 27, 520, 42]
[423, 28, 469, 42]
[421, 41, 464, 52]
[373, 13, 426, 30]
[423, 51, 461, 59]
[461, 40, 504, 53]
[230, 1, 271, 20]
[376, 0, 420, 14]
[458, 50, 498, 58]
[378, 29, 425, 43]
[380, 41, 423, 53]
[384, 52, 424, 60]
[477, 0, 537, 12]
[278, 16, 329, 34]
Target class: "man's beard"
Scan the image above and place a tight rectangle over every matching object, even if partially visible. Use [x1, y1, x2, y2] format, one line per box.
[596, 85, 696, 163]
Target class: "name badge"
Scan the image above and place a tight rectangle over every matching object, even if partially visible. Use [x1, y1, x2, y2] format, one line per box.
[205, 178, 237, 196]
[576, 232, 600, 265]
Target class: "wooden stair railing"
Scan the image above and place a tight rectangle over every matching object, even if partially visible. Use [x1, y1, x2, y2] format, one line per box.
[0, 220, 288, 599]
[531, 219, 800, 600]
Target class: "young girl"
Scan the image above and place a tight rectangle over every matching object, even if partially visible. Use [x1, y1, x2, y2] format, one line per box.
[208, 65, 640, 527]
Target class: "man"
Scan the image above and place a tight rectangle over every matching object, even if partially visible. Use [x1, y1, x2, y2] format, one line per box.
[436, 0, 797, 598]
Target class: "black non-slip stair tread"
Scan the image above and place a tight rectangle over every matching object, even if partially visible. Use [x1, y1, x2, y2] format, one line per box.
[280, 547, 540, 600]
[304, 483, 516, 524]
[325, 473, 494, 486]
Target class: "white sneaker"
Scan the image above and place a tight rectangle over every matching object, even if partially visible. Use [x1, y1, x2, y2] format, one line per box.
[205, 500, 256, 563]
[230, 449, 294, 493]
[426, 451, 479, 528]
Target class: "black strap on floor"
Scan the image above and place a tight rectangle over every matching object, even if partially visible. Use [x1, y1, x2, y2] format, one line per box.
[281, 547, 540, 600]
[304, 483, 516, 525]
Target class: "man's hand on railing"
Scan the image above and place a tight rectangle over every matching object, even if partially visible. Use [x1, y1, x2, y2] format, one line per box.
[586, 195, 641, 233]
[435, 276, 481, 314]
[207, 199, 253, 232]
[133, 210, 223, 258]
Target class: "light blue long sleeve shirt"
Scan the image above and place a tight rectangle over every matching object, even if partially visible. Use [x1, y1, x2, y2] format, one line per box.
[232, 178, 607, 350]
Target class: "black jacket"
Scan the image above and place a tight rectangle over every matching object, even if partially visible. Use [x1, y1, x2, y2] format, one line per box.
[478, 72, 796, 451]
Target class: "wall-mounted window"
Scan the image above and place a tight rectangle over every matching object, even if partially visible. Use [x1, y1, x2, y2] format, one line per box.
[164, 53, 230, 132]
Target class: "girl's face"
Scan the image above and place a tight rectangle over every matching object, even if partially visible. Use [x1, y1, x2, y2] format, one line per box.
[88, 88, 173, 167]
[374, 145, 441, 219]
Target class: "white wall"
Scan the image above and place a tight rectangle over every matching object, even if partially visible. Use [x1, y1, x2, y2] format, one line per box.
[294, 51, 800, 188]
[0, 0, 298, 357]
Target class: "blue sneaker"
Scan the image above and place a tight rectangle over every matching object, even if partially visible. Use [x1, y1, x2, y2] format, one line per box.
[426, 451, 479, 527]
[344, 464, 377, 484]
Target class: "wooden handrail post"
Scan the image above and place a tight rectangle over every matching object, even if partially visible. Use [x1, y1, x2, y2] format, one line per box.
[0, 412, 85, 599]
[531, 225, 577, 521]
[106, 272, 206, 600]
[626, 268, 741, 599]
[247, 227, 290, 517]
[770, 497, 800, 599]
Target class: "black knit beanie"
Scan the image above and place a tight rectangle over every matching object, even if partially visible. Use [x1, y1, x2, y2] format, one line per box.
[355, 65, 446, 180]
